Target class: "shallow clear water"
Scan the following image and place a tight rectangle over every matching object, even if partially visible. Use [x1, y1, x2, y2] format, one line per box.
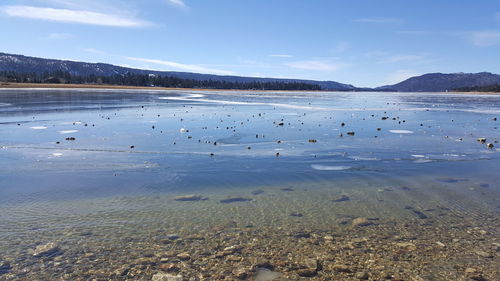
[0, 89, 498, 280]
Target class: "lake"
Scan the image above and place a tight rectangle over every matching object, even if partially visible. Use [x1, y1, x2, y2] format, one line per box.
[0, 88, 498, 280]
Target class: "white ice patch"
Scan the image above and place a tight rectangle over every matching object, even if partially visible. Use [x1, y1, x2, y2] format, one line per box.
[311, 164, 351, 171]
[58, 130, 78, 134]
[51, 153, 63, 157]
[30, 126, 47, 130]
[389, 130, 414, 134]
[348, 156, 379, 161]
[179, 128, 187, 133]
[411, 154, 426, 158]
[413, 159, 433, 163]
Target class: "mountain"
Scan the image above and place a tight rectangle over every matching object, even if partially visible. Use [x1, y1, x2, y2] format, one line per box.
[0, 52, 356, 91]
[378, 72, 500, 92]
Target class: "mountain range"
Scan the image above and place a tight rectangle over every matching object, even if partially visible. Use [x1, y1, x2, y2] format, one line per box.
[1, 52, 500, 92]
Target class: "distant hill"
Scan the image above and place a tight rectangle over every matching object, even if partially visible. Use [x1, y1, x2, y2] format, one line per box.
[0, 52, 356, 91]
[378, 72, 500, 92]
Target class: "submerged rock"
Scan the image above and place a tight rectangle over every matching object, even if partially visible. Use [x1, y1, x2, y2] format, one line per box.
[173, 194, 207, 201]
[331, 195, 350, 202]
[220, 197, 253, 204]
[253, 268, 282, 281]
[351, 217, 373, 227]
[0, 261, 11, 275]
[251, 189, 265, 195]
[296, 258, 318, 277]
[152, 273, 182, 281]
[32, 242, 61, 257]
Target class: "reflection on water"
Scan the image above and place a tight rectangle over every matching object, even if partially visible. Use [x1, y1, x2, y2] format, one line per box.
[0, 89, 499, 280]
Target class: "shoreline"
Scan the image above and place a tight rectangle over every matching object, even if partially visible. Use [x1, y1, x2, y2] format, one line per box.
[1, 82, 500, 95]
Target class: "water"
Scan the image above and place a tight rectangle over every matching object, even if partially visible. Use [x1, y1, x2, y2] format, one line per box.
[0, 89, 498, 280]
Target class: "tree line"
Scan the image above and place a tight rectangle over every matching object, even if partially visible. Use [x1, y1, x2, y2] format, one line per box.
[0, 70, 322, 91]
[454, 84, 500, 93]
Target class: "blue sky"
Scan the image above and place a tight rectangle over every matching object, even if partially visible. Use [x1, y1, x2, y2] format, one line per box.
[1, 0, 499, 87]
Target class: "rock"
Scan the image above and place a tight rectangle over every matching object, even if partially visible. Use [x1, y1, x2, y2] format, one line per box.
[113, 267, 129, 276]
[308, 139, 317, 143]
[280, 187, 294, 191]
[330, 264, 352, 273]
[160, 264, 180, 273]
[252, 259, 274, 270]
[346, 131, 355, 136]
[219, 197, 252, 204]
[296, 258, 318, 277]
[324, 235, 334, 241]
[251, 189, 265, 195]
[477, 138, 487, 143]
[475, 250, 493, 258]
[253, 268, 282, 281]
[152, 273, 183, 281]
[290, 212, 303, 217]
[355, 271, 369, 279]
[435, 241, 446, 247]
[486, 143, 494, 149]
[232, 267, 250, 279]
[465, 268, 477, 274]
[352, 217, 373, 227]
[331, 195, 350, 202]
[0, 261, 11, 274]
[176, 253, 191, 261]
[395, 242, 417, 251]
[293, 232, 311, 239]
[32, 242, 61, 257]
[173, 194, 207, 201]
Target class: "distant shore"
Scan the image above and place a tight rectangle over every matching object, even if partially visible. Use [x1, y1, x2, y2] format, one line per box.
[1, 82, 499, 94]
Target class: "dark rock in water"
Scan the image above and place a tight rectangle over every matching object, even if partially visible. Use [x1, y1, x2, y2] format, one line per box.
[308, 139, 317, 143]
[293, 232, 311, 239]
[296, 258, 318, 277]
[32, 242, 61, 257]
[220, 197, 253, 204]
[346, 131, 355, 136]
[280, 187, 294, 192]
[331, 195, 350, 202]
[251, 189, 265, 195]
[436, 177, 469, 183]
[290, 212, 303, 217]
[0, 261, 11, 275]
[412, 210, 428, 219]
[173, 194, 207, 201]
[65, 137, 76, 141]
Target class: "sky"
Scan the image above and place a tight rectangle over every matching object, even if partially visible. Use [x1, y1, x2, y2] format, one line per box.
[0, 0, 499, 87]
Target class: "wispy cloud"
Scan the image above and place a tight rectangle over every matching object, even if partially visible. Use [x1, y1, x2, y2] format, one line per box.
[0, 5, 151, 27]
[384, 69, 420, 85]
[47, 32, 74, 39]
[467, 31, 500, 47]
[167, 0, 188, 9]
[285, 60, 341, 71]
[354, 17, 404, 24]
[269, 54, 293, 58]
[330, 41, 350, 53]
[126, 57, 235, 75]
[380, 54, 426, 63]
[82, 48, 106, 54]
